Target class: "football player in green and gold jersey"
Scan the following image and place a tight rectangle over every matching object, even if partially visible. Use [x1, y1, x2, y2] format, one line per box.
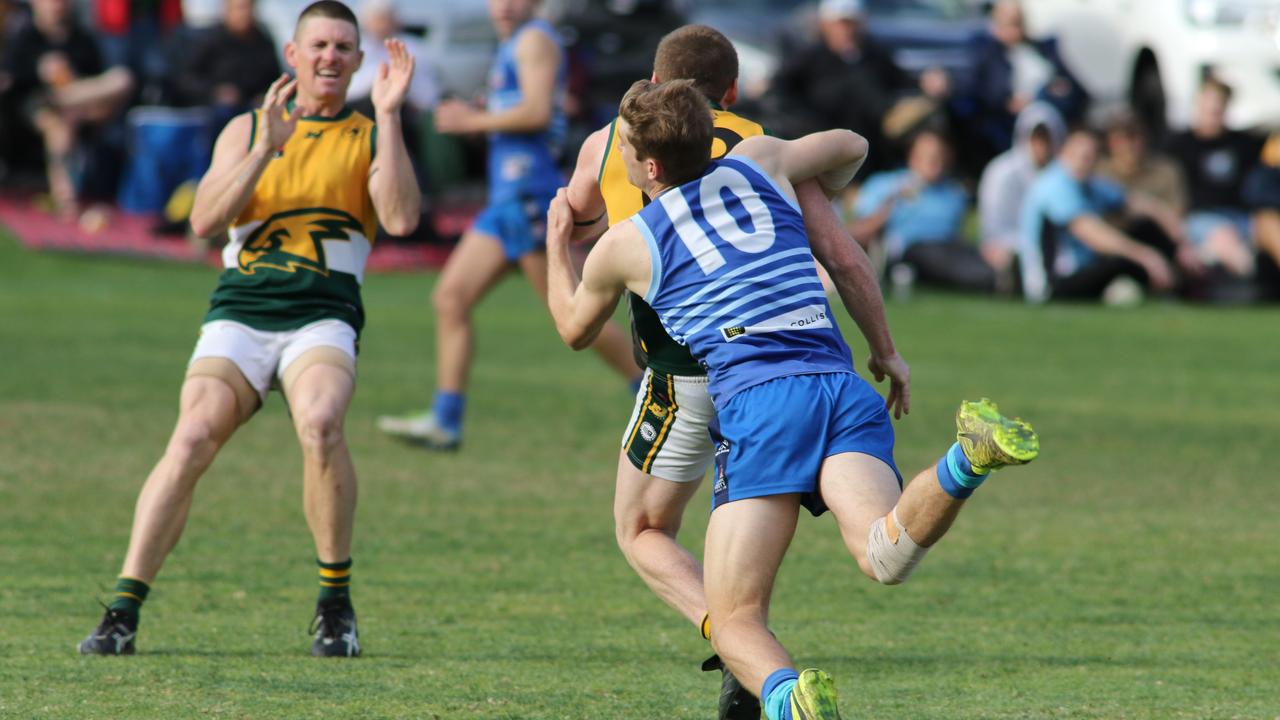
[78, 0, 420, 658]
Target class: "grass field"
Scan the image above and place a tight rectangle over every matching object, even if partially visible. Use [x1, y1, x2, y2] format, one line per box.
[1, 230, 1277, 719]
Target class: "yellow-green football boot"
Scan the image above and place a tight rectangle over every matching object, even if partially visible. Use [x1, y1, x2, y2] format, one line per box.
[956, 398, 1039, 473]
[790, 668, 841, 720]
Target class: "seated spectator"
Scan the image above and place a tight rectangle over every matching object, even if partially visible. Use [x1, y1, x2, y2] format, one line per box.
[960, 0, 1087, 158]
[172, 0, 279, 119]
[1098, 108, 1187, 214]
[93, 0, 182, 103]
[1166, 75, 1264, 278]
[1243, 132, 1280, 300]
[768, 0, 948, 174]
[2, 0, 133, 215]
[977, 101, 1064, 284]
[347, 0, 437, 188]
[1019, 129, 1203, 303]
[851, 129, 994, 293]
[348, 0, 437, 113]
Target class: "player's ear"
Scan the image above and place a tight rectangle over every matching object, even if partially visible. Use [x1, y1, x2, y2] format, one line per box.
[646, 157, 661, 183]
[284, 41, 299, 70]
[650, 71, 660, 83]
[721, 80, 738, 108]
[354, 48, 364, 73]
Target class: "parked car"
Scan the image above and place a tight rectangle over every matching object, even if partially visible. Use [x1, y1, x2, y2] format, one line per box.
[1022, 0, 1280, 132]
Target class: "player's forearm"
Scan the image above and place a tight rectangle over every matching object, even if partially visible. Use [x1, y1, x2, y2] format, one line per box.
[474, 100, 553, 134]
[816, 131, 869, 196]
[838, 243, 898, 360]
[370, 112, 421, 236]
[190, 146, 274, 238]
[546, 240, 595, 350]
[798, 181, 896, 359]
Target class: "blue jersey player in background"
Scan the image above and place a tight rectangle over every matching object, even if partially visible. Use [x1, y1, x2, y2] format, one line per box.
[379, 0, 641, 449]
[546, 80, 1041, 720]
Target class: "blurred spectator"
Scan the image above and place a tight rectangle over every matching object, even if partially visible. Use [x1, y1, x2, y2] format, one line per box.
[768, 0, 948, 174]
[1165, 76, 1263, 278]
[346, 0, 438, 190]
[851, 129, 993, 293]
[0, 0, 31, 178]
[173, 0, 279, 116]
[1019, 129, 1202, 303]
[1098, 108, 1187, 214]
[977, 101, 1064, 285]
[1243, 132, 1280, 300]
[2, 0, 133, 214]
[347, 0, 437, 113]
[960, 0, 1087, 158]
[93, 0, 182, 102]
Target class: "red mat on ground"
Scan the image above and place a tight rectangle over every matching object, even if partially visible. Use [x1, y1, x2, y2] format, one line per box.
[0, 195, 459, 271]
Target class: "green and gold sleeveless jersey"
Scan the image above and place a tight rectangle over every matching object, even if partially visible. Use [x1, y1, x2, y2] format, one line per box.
[598, 106, 766, 375]
[205, 106, 378, 334]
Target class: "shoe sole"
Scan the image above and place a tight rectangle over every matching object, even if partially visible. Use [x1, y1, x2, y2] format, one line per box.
[791, 668, 841, 720]
[959, 399, 1039, 466]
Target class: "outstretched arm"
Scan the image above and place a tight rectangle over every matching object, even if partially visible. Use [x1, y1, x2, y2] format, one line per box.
[564, 124, 611, 243]
[367, 39, 422, 236]
[435, 28, 560, 134]
[796, 180, 909, 418]
[546, 189, 642, 350]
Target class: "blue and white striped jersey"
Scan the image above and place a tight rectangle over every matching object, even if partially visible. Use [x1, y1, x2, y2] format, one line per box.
[631, 156, 854, 406]
[486, 18, 566, 203]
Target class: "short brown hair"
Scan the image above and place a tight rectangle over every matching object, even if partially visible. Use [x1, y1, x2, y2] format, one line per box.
[653, 25, 738, 103]
[619, 79, 713, 187]
[1200, 73, 1234, 102]
[296, 0, 359, 41]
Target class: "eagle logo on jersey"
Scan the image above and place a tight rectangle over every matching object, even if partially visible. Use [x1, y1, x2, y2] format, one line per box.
[237, 208, 364, 277]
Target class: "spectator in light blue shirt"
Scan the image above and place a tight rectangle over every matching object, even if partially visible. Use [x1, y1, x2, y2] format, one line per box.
[1019, 129, 1202, 302]
[852, 129, 994, 292]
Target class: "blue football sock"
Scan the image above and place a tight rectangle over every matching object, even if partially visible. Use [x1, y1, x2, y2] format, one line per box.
[762, 668, 799, 720]
[936, 441, 989, 499]
[431, 391, 465, 434]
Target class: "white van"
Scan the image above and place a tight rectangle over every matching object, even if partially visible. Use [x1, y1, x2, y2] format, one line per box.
[1022, 0, 1280, 130]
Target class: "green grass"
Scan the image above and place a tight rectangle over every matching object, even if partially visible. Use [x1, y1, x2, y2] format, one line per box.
[1, 232, 1277, 719]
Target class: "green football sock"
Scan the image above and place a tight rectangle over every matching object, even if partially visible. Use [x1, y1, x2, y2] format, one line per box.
[108, 576, 150, 622]
[317, 558, 353, 608]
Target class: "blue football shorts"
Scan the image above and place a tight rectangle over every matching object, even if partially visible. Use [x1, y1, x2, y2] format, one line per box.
[709, 371, 902, 516]
[472, 193, 556, 261]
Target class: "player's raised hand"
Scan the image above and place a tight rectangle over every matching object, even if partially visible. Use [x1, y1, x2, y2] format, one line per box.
[546, 188, 573, 246]
[256, 74, 298, 154]
[372, 38, 415, 115]
[867, 351, 911, 419]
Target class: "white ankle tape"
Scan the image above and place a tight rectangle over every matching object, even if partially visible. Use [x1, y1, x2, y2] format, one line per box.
[866, 510, 928, 585]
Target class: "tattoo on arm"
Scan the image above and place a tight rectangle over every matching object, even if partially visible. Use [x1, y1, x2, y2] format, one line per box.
[367, 166, 381, 180]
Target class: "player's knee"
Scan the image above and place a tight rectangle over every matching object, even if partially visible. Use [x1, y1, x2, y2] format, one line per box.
[168, 417, 224, 464]
[295, 409, 344, 458]
[865, 512, 929, 585]
[430, 283, 468, 322]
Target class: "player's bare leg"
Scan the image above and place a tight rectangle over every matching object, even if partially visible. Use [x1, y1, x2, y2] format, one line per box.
[519, 251, 642, 381]
[703, 494, 799, 697]
[378, 229, 509, 449]
[434, 230, 512, 395]
[286, 360, 358, 564]
[286, 356, 362, 657]
[80, 370, 249, 655]
[612, 452, 706, 626]
[824, 399, 1039, 586]
[121, 372, 250, 583]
